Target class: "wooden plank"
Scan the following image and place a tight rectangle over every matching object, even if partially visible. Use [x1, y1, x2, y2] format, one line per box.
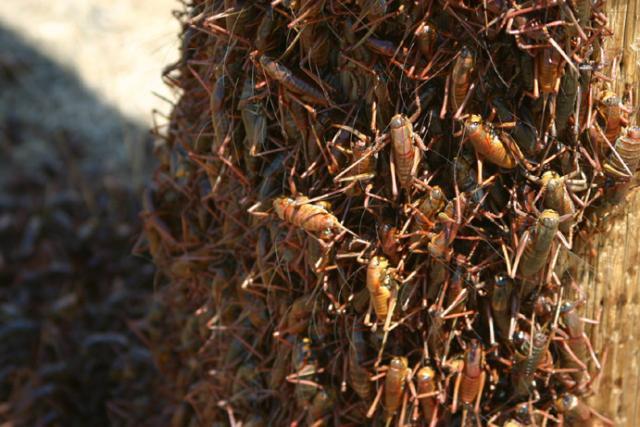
[570, 2, 640, 425]
[581, 194, 640, 425]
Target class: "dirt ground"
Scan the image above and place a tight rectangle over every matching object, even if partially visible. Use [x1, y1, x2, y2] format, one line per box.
[0, 1, 182, 425]
[0, 0, 179, 186]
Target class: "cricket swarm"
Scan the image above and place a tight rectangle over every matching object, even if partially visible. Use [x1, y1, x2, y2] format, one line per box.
[144, 1, 637, 425]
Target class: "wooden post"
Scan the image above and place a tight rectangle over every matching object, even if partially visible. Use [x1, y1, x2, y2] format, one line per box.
[581, 196, 640, 425]
[579, 2, 640, 425]
[605, 0, 640, 105]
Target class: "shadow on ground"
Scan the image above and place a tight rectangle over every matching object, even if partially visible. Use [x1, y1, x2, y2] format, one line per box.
[0, 25, 170, 426]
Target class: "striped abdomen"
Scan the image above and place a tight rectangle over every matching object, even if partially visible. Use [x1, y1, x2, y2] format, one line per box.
[460, 339, 484, 405]
[465, 115, 517, 169]
[367, 256, 392, 319]
[520, 210, 559, 277]
[273, 196, 340, 233]
[416, 366, 437, 421]
[538, 48, 563, 94]
[390, 114, 418, 189]
[384, 357, 408, 419]
[604, 127, 640, 178]
[450, 46, 475, 112]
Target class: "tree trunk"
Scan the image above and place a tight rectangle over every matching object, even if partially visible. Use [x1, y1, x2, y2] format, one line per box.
[580, 2, 640, 425]
[582, 193, 640, 426]
[147, 1, 640, 425]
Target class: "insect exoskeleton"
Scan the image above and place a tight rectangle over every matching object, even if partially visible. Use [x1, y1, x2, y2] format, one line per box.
[367, 256, 393, 320]
[390, 114, 420, 190]
[416, 366, 437, 421]
[307, 388, 334, 424]
[558, 303, 589, 389]
[210, 75, 230, 149]
[352, 137, 377, 180]
[259, 56, 328, 105]
[520, 209, 560, 277]
[238, 77, 266, 155]
[348, 328, 372, 399]
[273, 196, 341, 238]
[415, 21, 437, 59]
[512, 332, 549, 396]
[384, 356, 409, 420]
[411, 186, 447, 247]
[599, 90, 624, 144]
[538, 47, 564, 95]
[464, 115, 519, 169]
[460, 339, 484, 406]
[255, 8, 277, 52]
[379, 223, 401, 264]
[293, 337, 320, 407]
[450, 45, 475, 113]
[491, 275, 513, 339]
[555, 393, 593, 424]
[541, 171, 574, 234]
[603, 126, 640, 179]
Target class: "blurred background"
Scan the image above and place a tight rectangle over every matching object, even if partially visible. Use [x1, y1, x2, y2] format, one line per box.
[0, 1, 179, 425]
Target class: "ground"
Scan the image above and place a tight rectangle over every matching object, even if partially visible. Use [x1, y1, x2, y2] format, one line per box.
[0, 0, 179, 186]
[0, 1, 181, 425]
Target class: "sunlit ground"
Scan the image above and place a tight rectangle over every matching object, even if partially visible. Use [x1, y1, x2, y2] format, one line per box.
[0, 0, 179, 184]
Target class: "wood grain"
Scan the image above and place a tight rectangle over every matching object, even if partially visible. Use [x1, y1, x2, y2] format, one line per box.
[575, 3, 640, 424]
[579, 196, 640, 425]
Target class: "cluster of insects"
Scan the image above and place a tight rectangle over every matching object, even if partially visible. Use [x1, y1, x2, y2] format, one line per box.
[146, 0, 640, 425]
